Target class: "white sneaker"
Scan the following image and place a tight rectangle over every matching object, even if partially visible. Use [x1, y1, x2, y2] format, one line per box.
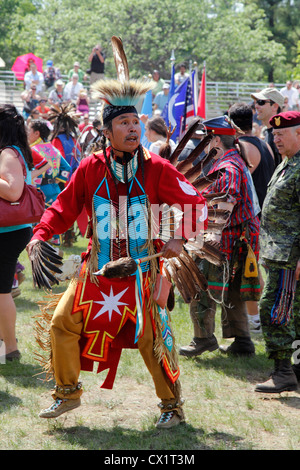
[248, 316, 262, 333]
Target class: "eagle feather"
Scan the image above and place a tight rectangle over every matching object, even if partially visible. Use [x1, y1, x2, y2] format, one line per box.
[111, 36, 130, 82]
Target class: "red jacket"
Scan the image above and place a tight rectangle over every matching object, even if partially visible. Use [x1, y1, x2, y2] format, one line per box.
[32, 147, 207, 246]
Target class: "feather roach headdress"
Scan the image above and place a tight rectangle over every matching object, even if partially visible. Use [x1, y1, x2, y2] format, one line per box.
[91, 36, 154, 126]
[48, 103, 80, 140]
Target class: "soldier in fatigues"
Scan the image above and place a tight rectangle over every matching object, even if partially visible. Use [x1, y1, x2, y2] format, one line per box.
[255, 111, 300, 393]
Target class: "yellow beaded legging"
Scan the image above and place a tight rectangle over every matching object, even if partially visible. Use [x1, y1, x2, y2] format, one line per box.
[50, 280, 177, 406]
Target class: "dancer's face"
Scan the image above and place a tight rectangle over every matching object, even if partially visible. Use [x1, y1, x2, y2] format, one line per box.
[104, 113, 141, 156]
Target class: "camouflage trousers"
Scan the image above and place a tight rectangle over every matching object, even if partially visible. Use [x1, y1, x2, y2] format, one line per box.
[189, 262, 250, 339]
[259, 263, 300, 360]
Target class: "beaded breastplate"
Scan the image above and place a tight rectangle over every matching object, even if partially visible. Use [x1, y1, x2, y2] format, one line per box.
[93, 174, 151, 274]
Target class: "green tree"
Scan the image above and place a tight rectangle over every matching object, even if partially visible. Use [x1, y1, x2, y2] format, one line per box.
[197, 2, 286, 81]
[0, 0, 38, 67]
[244, 0, 300, 80]
[8, 0, 98, 73]
[294, 40, 300, 79]
[0, 0, 294, 83]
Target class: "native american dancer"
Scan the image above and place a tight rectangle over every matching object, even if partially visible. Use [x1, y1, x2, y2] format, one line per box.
[28, 119, 71, 246]
[50, 103, 81, 179]
[48, 103, 83, 246]
[27, 37, 208, 428]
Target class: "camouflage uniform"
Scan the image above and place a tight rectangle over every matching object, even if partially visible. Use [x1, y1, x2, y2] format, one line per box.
[259, 150, 300, 360]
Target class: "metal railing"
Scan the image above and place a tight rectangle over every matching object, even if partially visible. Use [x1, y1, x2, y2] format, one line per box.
[205, 81, 285, 117]
[0, 69, 285, 118]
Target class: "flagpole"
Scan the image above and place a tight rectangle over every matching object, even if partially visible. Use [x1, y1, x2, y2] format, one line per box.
[203, 60, 206, 113]
[170, 49, 175, 77]
[193, 61, 199, 115]
[204, 61, 206, 117]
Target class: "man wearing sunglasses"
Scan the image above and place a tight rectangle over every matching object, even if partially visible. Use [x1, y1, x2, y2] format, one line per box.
[251, 87, 285, 168]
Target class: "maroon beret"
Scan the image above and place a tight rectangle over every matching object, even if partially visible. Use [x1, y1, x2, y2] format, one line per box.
[269, 111, 300, 129]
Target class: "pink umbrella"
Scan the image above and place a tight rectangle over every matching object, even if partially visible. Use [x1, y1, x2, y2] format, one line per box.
[11, 53, 43, 80]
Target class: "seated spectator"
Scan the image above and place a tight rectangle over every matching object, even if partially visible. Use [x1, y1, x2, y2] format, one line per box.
[26, 108, 41, 127]
[24, 62, 44, 93]
[48, 80, 66, 105]
[64, 74, 83, 104]
[35, 98, 51, 120]
[21, 85, 40, 120]
[76, 88, 89, 115]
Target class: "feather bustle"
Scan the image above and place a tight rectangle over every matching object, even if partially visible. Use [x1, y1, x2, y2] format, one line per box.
[194, 147, 218, 173]
[193, 168, 226, 191]
[183, 149, 218, 183]
[168, 118, 201, 165]
[179, 251, 208, 291]
[175, 134, 213, 173]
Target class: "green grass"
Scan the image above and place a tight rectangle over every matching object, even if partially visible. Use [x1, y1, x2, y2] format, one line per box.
[0, 235, 300, 451]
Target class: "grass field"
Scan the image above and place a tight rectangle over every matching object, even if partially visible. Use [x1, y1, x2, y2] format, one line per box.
[0, 235, 299, 451]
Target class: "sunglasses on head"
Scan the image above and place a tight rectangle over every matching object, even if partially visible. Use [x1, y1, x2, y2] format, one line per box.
[256, 99, 271, 106]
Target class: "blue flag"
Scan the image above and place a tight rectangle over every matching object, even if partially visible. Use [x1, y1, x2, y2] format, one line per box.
[166, 71, 196, 142]
[140, 89, 153, 148]
[161, 63, 175, 125]
[167, 75, 189, 142]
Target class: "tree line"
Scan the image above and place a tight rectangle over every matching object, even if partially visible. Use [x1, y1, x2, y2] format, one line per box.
[1, 0, 300, 83]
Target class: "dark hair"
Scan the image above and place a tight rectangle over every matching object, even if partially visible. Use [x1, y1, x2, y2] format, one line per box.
[269, 100, 282, 113]
[146, 116, 167, 138]
[228, 102, 253, 132]
[92, 118, 101, 129]
[30, 119, 51, 141]
[217, 133, 252, 168]
[0, 104, 33, 170]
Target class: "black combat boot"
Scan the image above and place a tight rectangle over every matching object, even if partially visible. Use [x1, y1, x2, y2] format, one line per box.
[255, 359, 298, 393]
[292, 363, 300, 382]
[219, 336, 255, 357]
[179, 335, 218, 357]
